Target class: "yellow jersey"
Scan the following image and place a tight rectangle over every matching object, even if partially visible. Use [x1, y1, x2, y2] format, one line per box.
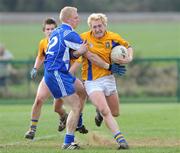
[37, 38, 48, 60]
[81, 30, 130, 80]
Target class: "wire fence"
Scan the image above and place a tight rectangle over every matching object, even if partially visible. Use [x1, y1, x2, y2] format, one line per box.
[0, 57, 179, 102]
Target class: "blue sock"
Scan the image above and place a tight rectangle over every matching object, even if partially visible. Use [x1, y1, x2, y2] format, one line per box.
[114, 131, 126, 144]
[64, 134, 74, 144]
[77, 113, 83, 128]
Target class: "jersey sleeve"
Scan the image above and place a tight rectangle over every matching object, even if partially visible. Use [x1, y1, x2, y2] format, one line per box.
[111, 32, 130, 49]
[64, 31, 83, 50]
[37, 39, 46, 59]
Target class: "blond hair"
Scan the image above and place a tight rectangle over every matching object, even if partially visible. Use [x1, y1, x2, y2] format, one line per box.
[87, 13, 108, 28]
[59, 6, 77, 23]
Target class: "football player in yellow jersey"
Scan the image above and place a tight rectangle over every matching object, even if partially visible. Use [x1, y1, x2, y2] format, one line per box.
[80, 13, 133, 149]
[25, 18, 88, 140]
[24, 18, 65, 139]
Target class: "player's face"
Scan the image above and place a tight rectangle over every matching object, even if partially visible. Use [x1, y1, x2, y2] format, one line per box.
[90, 20, 106, 39]
[69, 11, 80, 29]
[44, 24, 56, 38]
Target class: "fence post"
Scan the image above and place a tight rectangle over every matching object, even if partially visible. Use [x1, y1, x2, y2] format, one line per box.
[177, 59, 180, 102]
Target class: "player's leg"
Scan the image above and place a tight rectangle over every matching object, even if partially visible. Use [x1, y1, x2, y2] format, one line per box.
[95, 93, 119, 127]
[95, 75, 120, 127]
[89, 91, 119, 131]
[25, 78, 50, 139]
[62, 93, 81, 149]
[95, 108, 103, 127]
[89, 91, 129, 149]
[44, 70, 81, 149]
[106, 93, 120, 117]
[53, 78, 88, 133]
[54, 99, 68, 132]
[74, 78, 86, 111]
[105, 76, 128, 149]
[85, 77, 129, 149]
[74, 78, 88, 134]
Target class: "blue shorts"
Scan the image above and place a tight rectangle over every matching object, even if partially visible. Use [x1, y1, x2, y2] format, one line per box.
[44, 70, 76, 99]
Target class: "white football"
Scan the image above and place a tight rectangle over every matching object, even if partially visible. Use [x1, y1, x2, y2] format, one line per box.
[111, 45, 128, 63]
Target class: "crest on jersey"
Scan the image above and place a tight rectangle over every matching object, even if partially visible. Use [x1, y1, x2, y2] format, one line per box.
[89, 43, 93, 48]
[105, 42, 110, 48]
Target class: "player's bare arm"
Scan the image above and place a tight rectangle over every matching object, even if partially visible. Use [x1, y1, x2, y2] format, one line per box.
[84, 51, 110, 70]
[33, 56, 45, 70]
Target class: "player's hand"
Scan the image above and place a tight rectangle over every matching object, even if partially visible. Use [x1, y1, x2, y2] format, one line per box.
[72, 41, 87, 58]
[30, 68, 37, 80]
[79, 40, 88, 55]
[108, 64, 126, 76]
[114, 56, 132, 64]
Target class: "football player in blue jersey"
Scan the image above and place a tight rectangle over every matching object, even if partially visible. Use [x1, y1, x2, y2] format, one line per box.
[44, 6, 87, 150]
[24, 17, 88, 140]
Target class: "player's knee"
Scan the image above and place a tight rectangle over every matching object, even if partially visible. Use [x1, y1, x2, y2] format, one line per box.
[112, 112, 119, 117]
[77, 90, 87, 101]
[72, 102, 81, 112]
[73, 107, 81, 115]
[100, 108, 111, 117]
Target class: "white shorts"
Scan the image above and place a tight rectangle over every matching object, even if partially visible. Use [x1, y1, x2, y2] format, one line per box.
[84, 75, 117, 96]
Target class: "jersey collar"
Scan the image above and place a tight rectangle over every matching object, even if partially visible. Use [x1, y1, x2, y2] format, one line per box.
[61, 23, 74, 30]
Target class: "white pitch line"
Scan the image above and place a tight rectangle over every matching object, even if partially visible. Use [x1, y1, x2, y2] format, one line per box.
[0, 134, 59, 148]
[32, 134, 58, 141]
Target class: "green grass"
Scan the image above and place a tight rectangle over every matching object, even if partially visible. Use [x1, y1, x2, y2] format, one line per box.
[0, 101, 180, 153]
[0, 22, 179, 59]
[109, 22, 180, 57]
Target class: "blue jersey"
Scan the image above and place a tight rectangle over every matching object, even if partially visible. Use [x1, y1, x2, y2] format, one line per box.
[44, 23, 83, 99]
[44, 23, 83, 72]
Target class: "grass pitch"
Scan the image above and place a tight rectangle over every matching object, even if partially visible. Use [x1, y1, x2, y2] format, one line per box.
[0, 100, 180, 153]
[0, 22, 179, 60]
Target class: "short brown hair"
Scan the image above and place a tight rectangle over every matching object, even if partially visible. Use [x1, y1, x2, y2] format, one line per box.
[43, 17, 57, 31]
